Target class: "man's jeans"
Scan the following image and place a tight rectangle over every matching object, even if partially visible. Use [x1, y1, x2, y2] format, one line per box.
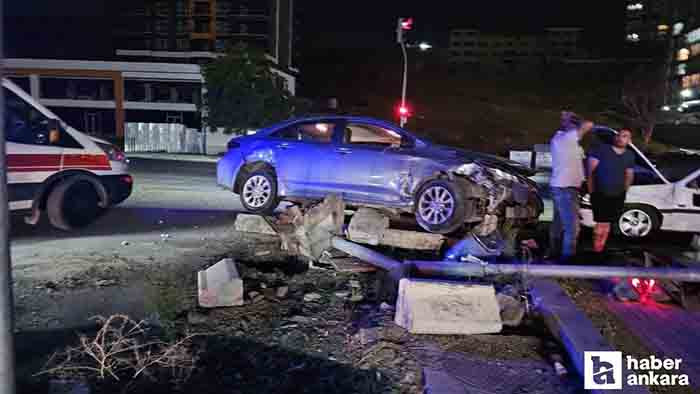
[549, 187, 580, 259]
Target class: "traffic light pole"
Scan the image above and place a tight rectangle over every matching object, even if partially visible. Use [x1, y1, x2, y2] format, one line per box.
[400, 41, 408, 128]
[0, 0, 18, 391]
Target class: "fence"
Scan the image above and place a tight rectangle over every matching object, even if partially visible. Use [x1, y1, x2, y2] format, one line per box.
[124, 123, 205, 154]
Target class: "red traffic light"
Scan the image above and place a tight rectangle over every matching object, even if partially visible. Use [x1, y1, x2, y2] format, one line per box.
[400, 18, 413, 30]
[396, 103, 411, 117]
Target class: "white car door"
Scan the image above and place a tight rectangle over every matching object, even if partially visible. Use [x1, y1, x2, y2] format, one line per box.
[665, 168, 700, 232]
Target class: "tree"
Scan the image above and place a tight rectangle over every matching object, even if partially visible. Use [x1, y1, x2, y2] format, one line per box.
[621, 64, 666, 144]
[203, 44, 296, 134]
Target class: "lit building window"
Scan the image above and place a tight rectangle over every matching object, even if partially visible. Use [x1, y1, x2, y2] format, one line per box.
[678, 64, 687, 76]
[678, 48, 690, 61]
[658, 24, 669, 31]
[627, 3, 644, 11]
[681, 89, 693, 99]
[682, 74, 700, 89]
[691, 43, 700, 57]
[626, 33, 640, 42]
[673, 22, 685, 36]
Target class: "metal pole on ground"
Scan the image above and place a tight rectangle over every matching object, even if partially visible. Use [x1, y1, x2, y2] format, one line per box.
[408, 260, 700, 282]
[0, 0, 18, 390]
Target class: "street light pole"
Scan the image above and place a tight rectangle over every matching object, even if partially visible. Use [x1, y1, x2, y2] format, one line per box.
[400, 41, 408, 128]
[0, 0, 18, 391]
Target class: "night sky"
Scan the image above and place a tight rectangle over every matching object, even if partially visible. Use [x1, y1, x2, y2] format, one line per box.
[5, 0, 622, 52]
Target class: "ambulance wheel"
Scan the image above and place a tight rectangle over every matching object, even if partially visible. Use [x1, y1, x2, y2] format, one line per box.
[47, 177, 102, 231]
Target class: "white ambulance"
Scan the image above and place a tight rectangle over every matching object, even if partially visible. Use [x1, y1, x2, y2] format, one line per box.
[3, 78, 132, 230]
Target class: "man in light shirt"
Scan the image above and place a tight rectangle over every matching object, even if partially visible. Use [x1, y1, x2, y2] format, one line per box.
[549, 112, 594, 260]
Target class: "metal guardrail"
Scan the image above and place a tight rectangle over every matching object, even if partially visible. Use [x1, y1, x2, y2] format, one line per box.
[124, 123, 205, 154]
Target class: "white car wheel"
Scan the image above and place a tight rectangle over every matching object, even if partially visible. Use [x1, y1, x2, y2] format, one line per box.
[618, 208, 654, 238]
[414, 179, 466, 234]
[242, 175, 272, 208]
[418, 185, 455, 225]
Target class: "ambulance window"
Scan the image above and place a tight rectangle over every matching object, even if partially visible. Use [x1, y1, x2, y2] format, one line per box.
[4, 88, 50, 145]
[3, 88, 81, 149]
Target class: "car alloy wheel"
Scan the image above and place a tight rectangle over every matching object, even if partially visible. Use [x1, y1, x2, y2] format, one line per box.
[242, 175, 272, 209]
[618, 209, 653, 238]
[418, 185, 455, 225]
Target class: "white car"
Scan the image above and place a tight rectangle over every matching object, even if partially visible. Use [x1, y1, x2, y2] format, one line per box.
[580, 127, 700, 238]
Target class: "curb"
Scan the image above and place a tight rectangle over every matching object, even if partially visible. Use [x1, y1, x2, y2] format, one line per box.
[126, 153, 221, 163]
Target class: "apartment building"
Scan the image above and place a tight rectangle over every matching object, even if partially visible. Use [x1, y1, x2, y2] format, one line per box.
[448, 27, 582, 71]
[111, 0, 296, 72]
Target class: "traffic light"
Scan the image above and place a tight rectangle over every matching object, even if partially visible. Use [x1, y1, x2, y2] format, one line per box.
[396, 17, 413, 44]
[396, 103, 412, 125]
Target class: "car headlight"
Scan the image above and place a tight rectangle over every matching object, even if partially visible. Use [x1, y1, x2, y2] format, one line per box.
[454, 163, 516, 182]
[454, 163, 481, 177]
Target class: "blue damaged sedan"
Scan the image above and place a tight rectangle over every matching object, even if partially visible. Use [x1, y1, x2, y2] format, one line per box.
[217, 116, 542, 234]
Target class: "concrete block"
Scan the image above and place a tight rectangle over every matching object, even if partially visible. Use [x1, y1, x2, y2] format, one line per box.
[234, 214, 277, 235]
[198, 258, 244, 308]
[303, 194, 345, 232]
[347, 208, 390, 245]
[380, 229, 444, 250]
[394, 278, 502, 335]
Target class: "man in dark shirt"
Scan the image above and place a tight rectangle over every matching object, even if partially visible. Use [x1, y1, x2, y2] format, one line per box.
[587, 128, 635, 253]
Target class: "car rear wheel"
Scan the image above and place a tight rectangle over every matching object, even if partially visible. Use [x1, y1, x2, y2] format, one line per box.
[239, 169, 278, 214]
[616, 205, 659, 239]
[47, 177, 103, 231]
[415, 179, 466, 234]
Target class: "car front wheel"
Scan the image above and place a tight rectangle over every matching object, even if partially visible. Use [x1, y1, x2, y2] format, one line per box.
[239, 169, 278, 214]
[616, 205, 659, 239]
[414, 179, 467, 234]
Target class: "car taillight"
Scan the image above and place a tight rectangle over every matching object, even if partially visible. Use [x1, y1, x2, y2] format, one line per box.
[97, 142, 127, 162]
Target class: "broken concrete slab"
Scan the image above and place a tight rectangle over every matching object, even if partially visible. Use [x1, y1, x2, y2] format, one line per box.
[496, 293, 525, 327]
[347, 207, 390, 245]
[234, 214, 277, 235]
[394, 278, 502, 335]
[380, 229, 445, 250]
[302, 194, 345, 232]
[198, 258, 244, 308]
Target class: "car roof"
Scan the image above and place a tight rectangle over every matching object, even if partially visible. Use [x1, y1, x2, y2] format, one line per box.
[257, 115, 404, 134]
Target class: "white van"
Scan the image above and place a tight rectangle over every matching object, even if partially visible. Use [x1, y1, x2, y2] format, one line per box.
[3, 78, 132, 230]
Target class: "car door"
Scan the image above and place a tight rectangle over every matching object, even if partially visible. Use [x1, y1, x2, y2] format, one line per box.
[330, 121, 412, 205]
[4, 86, 65, 210]
[267, 120, 338, 198]
[667, 168, 700, 232]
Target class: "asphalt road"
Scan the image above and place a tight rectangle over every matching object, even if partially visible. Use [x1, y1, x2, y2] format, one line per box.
[10, 158, 245, 281]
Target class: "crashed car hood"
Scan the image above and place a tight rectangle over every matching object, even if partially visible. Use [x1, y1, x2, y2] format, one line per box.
[415, 144, 537, 177]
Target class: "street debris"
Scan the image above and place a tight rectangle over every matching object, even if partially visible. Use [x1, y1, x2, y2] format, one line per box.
[95, 279, 118, 287]
[234, 214, 278, 235]
[303, 292, 322, 302]
[197, 258, 244, 308]
[275, 285, 289, 299]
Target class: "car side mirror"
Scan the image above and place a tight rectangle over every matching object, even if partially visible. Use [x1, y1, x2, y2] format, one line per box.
[48, 119, 60, 144]
[400, 138, 415, 149]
